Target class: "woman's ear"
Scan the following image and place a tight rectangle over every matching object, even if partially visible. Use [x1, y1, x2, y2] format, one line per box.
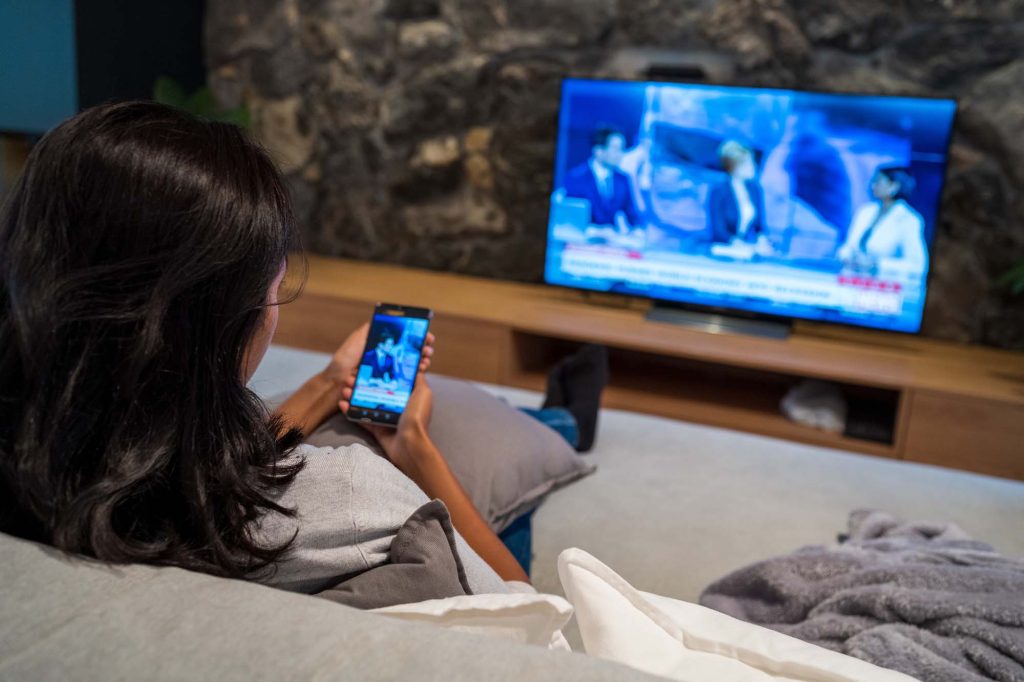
[241, 262, 288, 383]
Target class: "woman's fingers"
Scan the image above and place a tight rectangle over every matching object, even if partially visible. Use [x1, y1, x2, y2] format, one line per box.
[418, 338, 434, 372]
[366, 424, 391, 440]
[337, 384, 353, 412]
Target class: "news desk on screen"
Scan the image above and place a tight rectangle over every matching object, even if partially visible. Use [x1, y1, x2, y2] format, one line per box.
[547, 221, 925, 333]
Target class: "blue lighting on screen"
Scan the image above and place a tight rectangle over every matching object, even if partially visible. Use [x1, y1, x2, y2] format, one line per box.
[545, 78, 956, 333]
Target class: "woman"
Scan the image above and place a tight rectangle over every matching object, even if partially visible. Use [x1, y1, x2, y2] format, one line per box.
[709, 141, 762, 242]
[708, 140, 774, 256]
[0, 102, 526, 594]
[837, 167, 928, 280]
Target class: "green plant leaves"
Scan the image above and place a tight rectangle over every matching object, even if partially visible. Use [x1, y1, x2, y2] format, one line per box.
[218, 106, 251, 128]
[185, 87, 216, 117]
[151, 76, 251, 129]
[152, 76, 187, 108]
[995, 262, 1024, 296]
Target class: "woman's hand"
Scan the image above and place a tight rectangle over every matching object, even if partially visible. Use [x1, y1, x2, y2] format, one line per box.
[844, 250, 878, 275]
[320, 322, 369, 394]
[370, 377, 435, 476]
[272, 326, 433, 438]
[338, 373, 436, 479]
[322, 323, 434, 403]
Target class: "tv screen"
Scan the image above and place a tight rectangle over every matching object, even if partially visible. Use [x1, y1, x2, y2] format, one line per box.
[544, 78, 957, 333]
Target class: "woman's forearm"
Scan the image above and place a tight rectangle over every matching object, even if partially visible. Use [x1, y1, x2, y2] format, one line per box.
[271, 372, 339, 437]
[395, 427, 530, 583]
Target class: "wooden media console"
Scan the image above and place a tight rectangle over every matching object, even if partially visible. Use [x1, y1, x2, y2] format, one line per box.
[277, 255, 1024, 481]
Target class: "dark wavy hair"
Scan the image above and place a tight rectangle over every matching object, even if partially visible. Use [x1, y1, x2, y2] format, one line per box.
[0, 101, 306, 577]
[591, 125, 624, 150]
[877, 166, 916, 202]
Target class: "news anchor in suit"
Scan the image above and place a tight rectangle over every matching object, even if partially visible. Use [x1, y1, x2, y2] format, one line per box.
[708, 140, 768, 245]
[361, 332, 398, 381]
[837, 167, 928, 280]
[563, 126, 640, 232]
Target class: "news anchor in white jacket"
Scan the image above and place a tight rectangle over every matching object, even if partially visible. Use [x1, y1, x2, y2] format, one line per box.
[837, 167, 928, 280]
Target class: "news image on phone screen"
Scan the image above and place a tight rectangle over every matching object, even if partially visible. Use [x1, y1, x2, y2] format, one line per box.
[347, 304, 431, 426]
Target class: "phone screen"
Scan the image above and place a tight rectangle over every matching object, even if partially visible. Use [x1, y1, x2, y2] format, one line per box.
[348, 306, 430, 425]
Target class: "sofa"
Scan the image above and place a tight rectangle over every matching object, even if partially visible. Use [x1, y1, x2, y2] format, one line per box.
[0, 531, 661, 681]
[4, 343, 1022, 679]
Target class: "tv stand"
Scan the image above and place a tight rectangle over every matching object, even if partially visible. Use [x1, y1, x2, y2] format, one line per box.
[276, 256, 1024, 481]
[646, 305, 791, 340]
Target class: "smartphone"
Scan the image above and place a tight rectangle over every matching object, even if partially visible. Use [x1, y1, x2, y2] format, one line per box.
[346, 303, 433, 427]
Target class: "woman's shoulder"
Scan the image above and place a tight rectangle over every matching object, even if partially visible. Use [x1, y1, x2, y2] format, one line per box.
[254, 442, 430, 592]
[892, 199, 924, 223]
[286, 443, 430, 533]
[853, 201, 878, 220]
[283, 443, 426, 508]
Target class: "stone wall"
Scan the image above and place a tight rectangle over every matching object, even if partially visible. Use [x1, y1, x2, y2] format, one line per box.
[205, 0, 1024, 348]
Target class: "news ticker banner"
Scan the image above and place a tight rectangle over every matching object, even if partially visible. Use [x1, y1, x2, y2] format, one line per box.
[351, 384, 411, 411]
[559, 247, 906, 315]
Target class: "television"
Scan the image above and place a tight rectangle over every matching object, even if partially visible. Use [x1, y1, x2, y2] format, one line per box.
[544, 78, 957, 334]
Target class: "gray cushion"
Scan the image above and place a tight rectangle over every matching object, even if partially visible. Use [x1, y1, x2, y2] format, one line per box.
[0, 531, 662, 681]
[317, 499, 472, 609]
[304, 375, 596, 533]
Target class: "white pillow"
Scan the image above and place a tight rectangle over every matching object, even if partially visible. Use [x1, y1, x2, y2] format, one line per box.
[373, 592, 573, 651]
[557, 548, 916, 682]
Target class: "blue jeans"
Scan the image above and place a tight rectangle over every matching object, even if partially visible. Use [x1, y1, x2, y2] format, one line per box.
[518, 406, 580, 450]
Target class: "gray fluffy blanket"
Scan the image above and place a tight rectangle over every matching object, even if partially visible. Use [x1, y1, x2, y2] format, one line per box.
[700, 510, 1024, 682]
